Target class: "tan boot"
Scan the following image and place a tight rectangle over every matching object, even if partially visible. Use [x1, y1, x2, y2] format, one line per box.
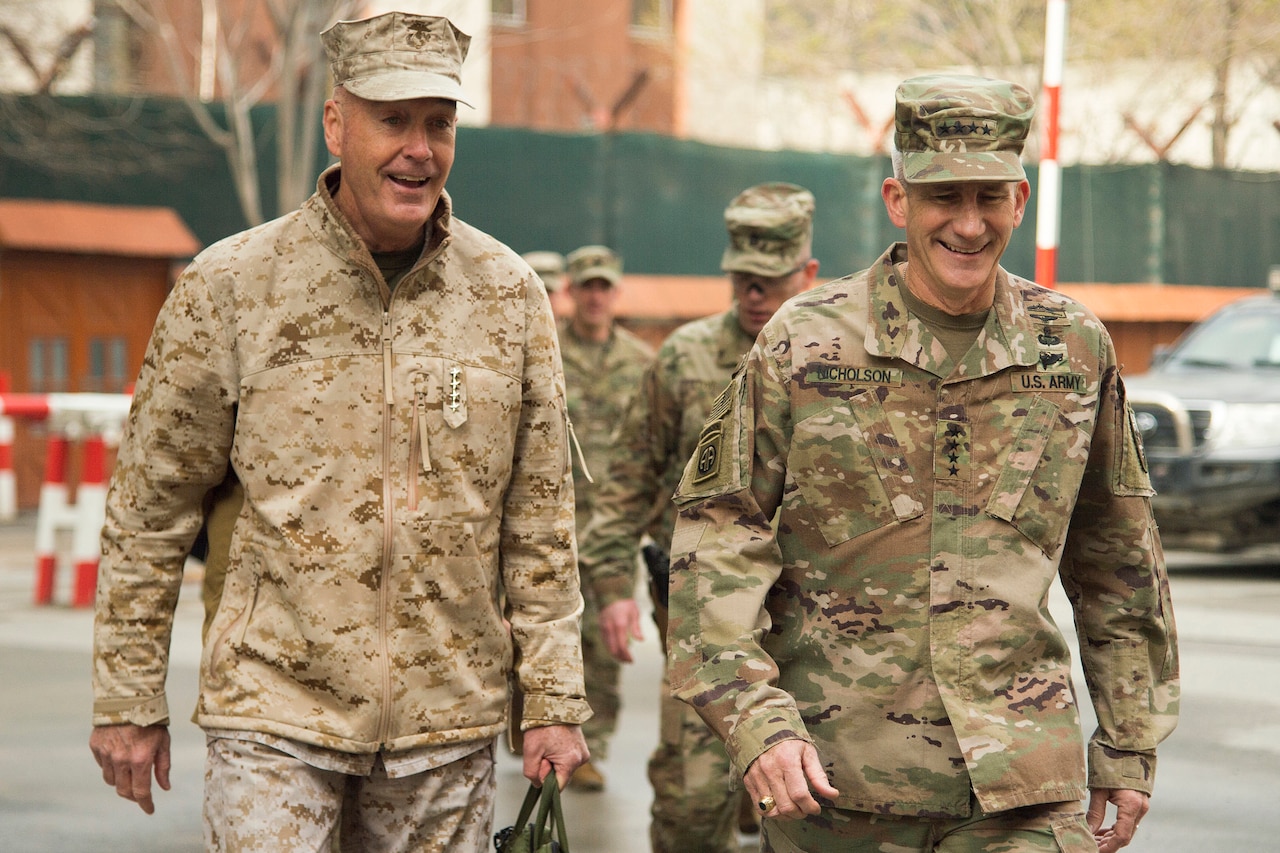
[737, 788, 761, 834]
[570, 760, 606, 791]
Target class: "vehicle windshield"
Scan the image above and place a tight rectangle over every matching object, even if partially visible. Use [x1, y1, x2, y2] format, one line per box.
[1171, 303, 1280, 368]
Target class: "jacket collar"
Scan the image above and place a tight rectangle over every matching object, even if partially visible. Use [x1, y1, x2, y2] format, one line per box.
[306, 164, 455, 270]
[864, 242, 1041, 378]
[716, 307, 755, 369]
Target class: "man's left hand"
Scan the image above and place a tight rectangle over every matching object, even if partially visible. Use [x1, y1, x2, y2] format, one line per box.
[521, 724, 589, 790]
[1088, 788, 1149, 853]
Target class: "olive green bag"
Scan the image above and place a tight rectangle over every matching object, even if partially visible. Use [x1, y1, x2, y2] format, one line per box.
[493, 780, 571, 853]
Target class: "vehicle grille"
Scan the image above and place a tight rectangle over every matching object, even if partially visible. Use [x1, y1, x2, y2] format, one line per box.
[1131, 400, 1213, 452]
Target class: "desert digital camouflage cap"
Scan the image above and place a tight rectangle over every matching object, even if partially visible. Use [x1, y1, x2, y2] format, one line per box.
[566, 245, 622, 287]
[522, 250, 566, 292]
[322, 12, 472, 106]
[720, 182, 815, 277]
[894, 74, 1034, 183]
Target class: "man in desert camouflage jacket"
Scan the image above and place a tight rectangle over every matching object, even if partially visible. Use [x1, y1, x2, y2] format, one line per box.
[556, 245, 654, 789]
[666, 75, 1179, 853]
[89, 12, 588, 852]
[579, 183, 820, 852]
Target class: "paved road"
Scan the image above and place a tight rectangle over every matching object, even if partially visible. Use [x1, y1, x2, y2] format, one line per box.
[0, 514, 758, 853]
[3, 512, 1278, 851]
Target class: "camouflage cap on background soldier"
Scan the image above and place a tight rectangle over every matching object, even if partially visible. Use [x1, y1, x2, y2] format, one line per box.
[720, 182, 816, 277]
[567, 245, 623, 287]
[894, 73, 1035, 183]
[522, 250, 567, 293]
[322, 12, 472, 105]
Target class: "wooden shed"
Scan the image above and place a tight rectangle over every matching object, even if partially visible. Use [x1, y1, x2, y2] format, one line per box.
[0, 198, 200, 509]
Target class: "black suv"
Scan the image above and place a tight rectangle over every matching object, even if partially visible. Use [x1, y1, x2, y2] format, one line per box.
[1125, 286, 1280, 551]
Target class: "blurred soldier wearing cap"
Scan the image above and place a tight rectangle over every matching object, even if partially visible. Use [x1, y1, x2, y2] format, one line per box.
[524, 249, 571, 319]
[89, 11, 588, 851]
[579, 184, 819, 851]
[557, 245, 654, 790]
[666, 74, 1179, 853]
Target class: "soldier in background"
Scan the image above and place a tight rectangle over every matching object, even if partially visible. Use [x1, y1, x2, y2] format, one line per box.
[523, 249, 571, 319]
[666, 74, 1179, 853]
[557, 245, 655, 790]
[579, 184, 819, 851]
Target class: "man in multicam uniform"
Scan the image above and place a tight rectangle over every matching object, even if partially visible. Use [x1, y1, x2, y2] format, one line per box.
[557, 245, 655, 790]
[88, 13, 589, 852]
[579, 183, 820, 852]
[666, 74, 1180, 853]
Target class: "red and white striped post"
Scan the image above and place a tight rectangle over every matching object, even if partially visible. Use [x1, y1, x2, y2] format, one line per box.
[1035, 0, 1067, 290]
[0, 413, 15, 522]
[33, 433, 71, 605]
[72, 433, 109, 607]
[0, 373, 13, 521]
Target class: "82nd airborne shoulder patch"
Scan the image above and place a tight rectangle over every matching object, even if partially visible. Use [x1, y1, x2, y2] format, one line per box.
[691, 422, 722, 485]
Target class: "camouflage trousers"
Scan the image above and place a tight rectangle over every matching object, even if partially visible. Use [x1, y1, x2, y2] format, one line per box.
[761, 797, 1096, 853]
[649, 672, 739, 853]
[203, 736, 496, 853]
[580, 585, 621, 760]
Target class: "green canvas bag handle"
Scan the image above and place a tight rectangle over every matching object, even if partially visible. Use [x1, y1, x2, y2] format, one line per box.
[493, 776, 571, 853]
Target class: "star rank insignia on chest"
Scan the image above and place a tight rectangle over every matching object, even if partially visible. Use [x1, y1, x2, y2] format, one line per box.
[934, 418, 972, 481]
[448, 367, 462, 412]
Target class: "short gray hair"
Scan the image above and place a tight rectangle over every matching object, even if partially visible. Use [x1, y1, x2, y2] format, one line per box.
[891, 146, 906, 182]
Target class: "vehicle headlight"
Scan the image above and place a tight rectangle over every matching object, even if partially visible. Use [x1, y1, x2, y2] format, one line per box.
[1208, 403, 1280, 449]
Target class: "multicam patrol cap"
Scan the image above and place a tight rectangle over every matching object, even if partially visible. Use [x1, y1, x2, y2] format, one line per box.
[894, 74, 1035, 183]
[322, 12, 472, 106]
[720, 182, 815, 277]
[522, 250, 567, 292]
[566, 245, 623, 287]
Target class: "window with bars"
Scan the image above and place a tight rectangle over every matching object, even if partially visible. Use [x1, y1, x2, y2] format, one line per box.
[87, 336, 130, 393]
[29, 338, 69, 393]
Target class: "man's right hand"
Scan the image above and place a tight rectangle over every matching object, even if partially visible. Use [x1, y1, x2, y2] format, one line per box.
[599, 598, 644, 662]
[744, 739, 840, 821]
[89, 723, 172, 814]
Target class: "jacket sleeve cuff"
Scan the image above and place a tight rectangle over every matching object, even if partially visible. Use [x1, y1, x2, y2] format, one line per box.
[1087, 741, 1157, 795]
[93, 694, 170, 727]
[519, 694, 594, 730]
[725, 707, 812, 778]
[590, 569, 636, 610]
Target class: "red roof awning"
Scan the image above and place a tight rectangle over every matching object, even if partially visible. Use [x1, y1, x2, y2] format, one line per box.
[0, 198, 201, 259]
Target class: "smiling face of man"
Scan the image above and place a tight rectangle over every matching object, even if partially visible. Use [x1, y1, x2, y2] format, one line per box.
[323, 88, 458, 253]
[881, 176, 1029, 315]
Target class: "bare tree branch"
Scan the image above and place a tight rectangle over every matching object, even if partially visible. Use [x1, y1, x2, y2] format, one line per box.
[105, 0, 362, 225]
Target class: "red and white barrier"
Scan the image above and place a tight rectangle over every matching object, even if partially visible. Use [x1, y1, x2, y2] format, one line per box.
[72, 434, 110, 607]
[0, 373, 12, 520]
[1, 391, 131, 607]
[0, 414, 15, 521]
[33, 434, 74, 606]
[1035, 0, 1067, 290]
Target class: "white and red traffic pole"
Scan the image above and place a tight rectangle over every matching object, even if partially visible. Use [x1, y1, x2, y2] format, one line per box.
[0, 392, 132, 423]
[72, 434, 109, 607]
[33, 433, 71, 605]
[0, 374, 13, 520]
[0, 414, 15, 521]
[1035, 0, 1067, 289]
